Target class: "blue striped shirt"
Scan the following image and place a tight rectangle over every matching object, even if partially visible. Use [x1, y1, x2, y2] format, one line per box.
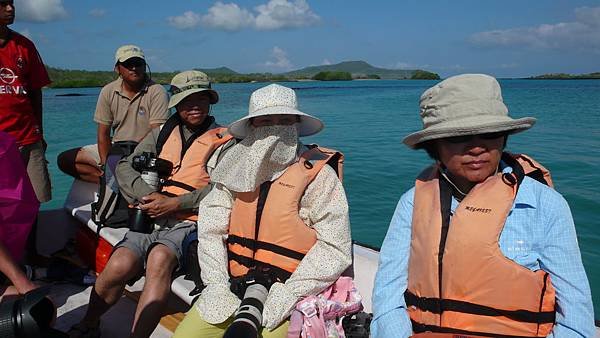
[371, 174, 594, 337]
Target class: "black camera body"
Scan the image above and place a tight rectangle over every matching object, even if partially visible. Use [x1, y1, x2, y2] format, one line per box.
[0, 287, 66, 338]
[128, 152, 173, 233]
[224, 267, 278, 338]
[131, 152, 173, 191]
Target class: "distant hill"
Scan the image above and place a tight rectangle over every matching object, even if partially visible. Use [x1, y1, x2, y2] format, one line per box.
[283, 60, 418, 79]
[45, 61, 439, 88]
[529, 72, 600, 80]
[196, 67, 239, 76]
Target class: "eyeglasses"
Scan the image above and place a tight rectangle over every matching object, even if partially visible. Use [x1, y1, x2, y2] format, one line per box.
[445, 132, 507, 144]
[119, 59, 146, 70]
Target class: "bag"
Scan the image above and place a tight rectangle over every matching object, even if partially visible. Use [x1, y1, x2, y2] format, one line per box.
[181, 231, 205, 298]
[91, 141, 138, 231]
[287, 276, 363, 338]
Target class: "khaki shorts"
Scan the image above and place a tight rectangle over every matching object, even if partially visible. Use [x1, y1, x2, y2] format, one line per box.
[114, 220, 196, 269]
[19, 140, 51, 203]
[80, 143, 101, 164]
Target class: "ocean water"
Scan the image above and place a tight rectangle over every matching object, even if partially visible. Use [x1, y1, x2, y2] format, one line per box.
[41, 79, 600, 318]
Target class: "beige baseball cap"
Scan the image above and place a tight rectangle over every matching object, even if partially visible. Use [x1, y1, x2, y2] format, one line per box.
[114, 45, 145, 64]
[168, 70, 219, 109]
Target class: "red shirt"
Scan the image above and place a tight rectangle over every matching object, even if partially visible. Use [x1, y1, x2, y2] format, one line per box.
[0, 30, 51, 146]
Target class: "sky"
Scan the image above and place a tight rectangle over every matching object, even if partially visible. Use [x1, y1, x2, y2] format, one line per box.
[9, 0, 600, 77]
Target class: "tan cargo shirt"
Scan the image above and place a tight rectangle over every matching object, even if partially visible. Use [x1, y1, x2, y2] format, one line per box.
[94, 78, 169, 143]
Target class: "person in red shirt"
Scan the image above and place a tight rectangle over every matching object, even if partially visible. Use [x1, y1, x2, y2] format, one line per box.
[1, 0, 51, 265]
[0, 0, 52, 203]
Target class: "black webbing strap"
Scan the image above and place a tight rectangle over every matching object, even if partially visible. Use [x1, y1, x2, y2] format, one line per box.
[410, 320, 541, 338]
[156, 114, 181, 156]
[161, 179, 196, 192]
[405, 291, 555, 324]
[437, 174, 453, 316]
[227, 250, 292, 282]
[227, 234, 306, 261]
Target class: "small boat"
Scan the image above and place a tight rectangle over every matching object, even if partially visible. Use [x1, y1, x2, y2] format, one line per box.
[36, 179, 600, 337]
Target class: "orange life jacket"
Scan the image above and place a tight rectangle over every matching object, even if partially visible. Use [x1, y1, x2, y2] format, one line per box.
[227, 146, 343, 281]
[158, 125, 232, 221]
[406, 153, 556, 337]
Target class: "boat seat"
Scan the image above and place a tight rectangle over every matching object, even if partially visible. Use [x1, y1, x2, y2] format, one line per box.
[63, 179, 197, 305]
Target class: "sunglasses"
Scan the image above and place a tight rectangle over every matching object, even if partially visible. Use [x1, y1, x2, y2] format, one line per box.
[119, 59, 146, 70]
[445, 132, 507, 144]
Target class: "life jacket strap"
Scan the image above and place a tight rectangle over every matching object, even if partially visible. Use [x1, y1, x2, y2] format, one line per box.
[410, 320, 542, 338]
[405, 291, 555, 324]
[227, 249, 292, 282]
[161, 179, 196, 192]
[227, 234, 307, 261]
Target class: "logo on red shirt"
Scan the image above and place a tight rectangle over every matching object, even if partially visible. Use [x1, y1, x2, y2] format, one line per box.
[0, 67, 18, 84]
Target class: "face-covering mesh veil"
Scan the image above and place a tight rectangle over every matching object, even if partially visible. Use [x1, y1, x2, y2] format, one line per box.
[210, 125, 299, 192]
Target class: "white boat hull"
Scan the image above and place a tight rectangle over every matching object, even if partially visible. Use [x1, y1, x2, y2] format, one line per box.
[38, 179, 599, 337]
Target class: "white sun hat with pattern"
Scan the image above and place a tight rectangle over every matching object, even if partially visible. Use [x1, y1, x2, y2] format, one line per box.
[403, 73, 536, 149]
[228, 84, 324, 138]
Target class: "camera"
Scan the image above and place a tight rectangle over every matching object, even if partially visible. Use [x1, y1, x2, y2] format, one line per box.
[128, 152, 173, 233]
[0, 287, 67, 337]
[223, 267, 277, 338]
[131, 152, 173, 191]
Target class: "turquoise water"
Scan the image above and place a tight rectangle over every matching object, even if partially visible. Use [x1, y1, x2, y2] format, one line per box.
[41, 79, 600, 317]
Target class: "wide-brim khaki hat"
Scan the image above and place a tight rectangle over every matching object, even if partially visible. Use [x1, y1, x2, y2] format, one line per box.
[403, 73, 536, 149]
[228, 84, 323, 138]
[114, 45, 145, 64]
[168, 70, 218, 109]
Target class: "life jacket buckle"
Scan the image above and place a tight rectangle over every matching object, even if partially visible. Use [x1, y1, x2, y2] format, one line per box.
[298, 302, 318, 318]
[502, 172, 517, 186]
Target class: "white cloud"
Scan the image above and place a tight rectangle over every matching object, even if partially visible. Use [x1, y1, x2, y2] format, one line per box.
[16, 0, 67, 22]
[89, 8, 106, 18]
[167, 11, 201, 30]
[265, 46, 293, 69]
[322, 59, 331, 65]
[168, 0, 320, 32]
[201, 2, 254, 31]
[469, 6, 600, 52]
[254, 0, 320, 30]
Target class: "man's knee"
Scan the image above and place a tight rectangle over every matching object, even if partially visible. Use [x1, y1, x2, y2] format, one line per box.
[146, 245, 177, 278]
[57, 147, 81, 176]
[100, 248, 142, 283]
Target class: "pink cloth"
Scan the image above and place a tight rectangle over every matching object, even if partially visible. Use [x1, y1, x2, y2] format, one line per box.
[0, 131, 39, 261]
[288, 276, 364, 338]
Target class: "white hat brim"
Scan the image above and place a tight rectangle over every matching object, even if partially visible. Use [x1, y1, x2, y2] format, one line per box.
[228, 106, 324, 138]
[403, 115, 536, 149]
[168, 88, 219, 109]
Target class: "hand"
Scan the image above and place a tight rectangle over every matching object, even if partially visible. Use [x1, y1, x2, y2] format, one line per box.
[262, 282, 298, 330]
[15, 279, 38, 295]
[139, 192, 180, 218]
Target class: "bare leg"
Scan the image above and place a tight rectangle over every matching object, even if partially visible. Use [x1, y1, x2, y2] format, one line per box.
[130, 244, 178, 338]
[57, 147, 102, 184]
[80, 247, 143, 326]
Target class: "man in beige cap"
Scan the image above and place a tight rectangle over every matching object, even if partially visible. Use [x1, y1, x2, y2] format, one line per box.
[372, 74, 594, 337]
[69, 71, 233, 338]
[173, 84, 352, 338]
[57, 44, 169, 184]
